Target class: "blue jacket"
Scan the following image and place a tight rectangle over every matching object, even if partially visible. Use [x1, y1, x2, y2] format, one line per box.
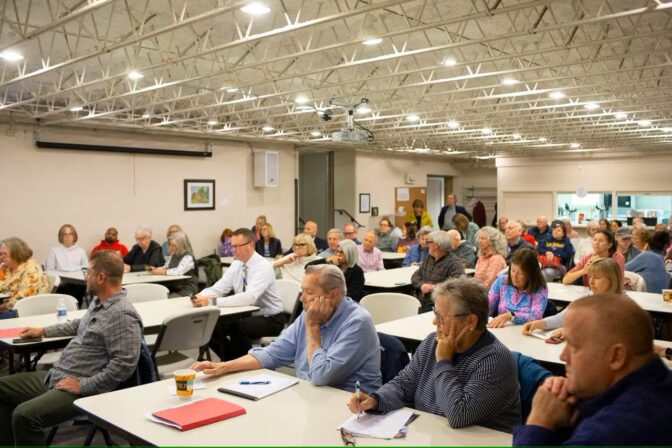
[402, 243, 429, 266]
[513, 357, 672, 446]
[528, 226, 551, 244]
[537, 236, 574, 266]
[625, 250, 669, 293]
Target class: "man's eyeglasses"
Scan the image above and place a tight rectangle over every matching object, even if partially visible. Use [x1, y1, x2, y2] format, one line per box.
[432, 306, 469, 321]
[231, 241, 252, 249]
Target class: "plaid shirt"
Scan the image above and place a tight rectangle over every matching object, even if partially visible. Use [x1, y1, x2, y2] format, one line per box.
[44, 289, 142, 396]
[411, 253, 465, 302]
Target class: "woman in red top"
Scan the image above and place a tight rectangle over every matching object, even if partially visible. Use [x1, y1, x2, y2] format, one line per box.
[562, 229, 624, 286]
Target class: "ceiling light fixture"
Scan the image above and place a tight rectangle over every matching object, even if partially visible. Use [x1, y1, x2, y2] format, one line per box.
[661, 127, 672, 133]
[355, 105, 371, 114]
[614, 112, 628, 120]
[637, 119, 652, 127]
[363, 37, 382, 46]
[295, 95, 309, 104]
[539, 137, 547, 142]
[128, 70, 144, 80]
[480, 128, 492, 135]
[310, 130, 322, 137]
[207, 119, 218, 126]
[501, 78, 519, 86]
[443, 57, 457, 67]
[225, 87, 239, 93]
[570, 142, 581, 149]
[69, 105, 84, 112]
[360, 13, 382, 45]
[512, 133, 521, 139]
[406, 114, 420, 122]
[240, 2, 270, 15]
[584, 102, 600, 110]
[548, 91, 565, 100]
[0, 50, 24, 62]
[446, 120, 459, 128]
[142, 112, 151, 119]
[261, 125, 274, 132]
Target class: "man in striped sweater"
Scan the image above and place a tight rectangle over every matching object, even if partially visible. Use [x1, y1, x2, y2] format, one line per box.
[348, 277, 521, 433]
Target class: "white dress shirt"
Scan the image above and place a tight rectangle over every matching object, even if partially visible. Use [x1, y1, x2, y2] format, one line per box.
[45, 244, 88, 271]
[199, 252, 282, 317]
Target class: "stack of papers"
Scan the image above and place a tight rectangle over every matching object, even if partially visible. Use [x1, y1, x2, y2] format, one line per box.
[339, 408, 415, 439]
[217, 374, 298, 401]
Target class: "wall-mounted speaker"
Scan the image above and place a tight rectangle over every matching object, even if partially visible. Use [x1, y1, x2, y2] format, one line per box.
[254, 151, 279, 187]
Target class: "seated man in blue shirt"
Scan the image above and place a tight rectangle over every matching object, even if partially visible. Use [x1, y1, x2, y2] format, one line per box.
[192, 264, 382, 392]
[514, 293, 672, 446]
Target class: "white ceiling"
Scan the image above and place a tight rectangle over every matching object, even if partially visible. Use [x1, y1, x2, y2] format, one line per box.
[0, 0, 671, 159]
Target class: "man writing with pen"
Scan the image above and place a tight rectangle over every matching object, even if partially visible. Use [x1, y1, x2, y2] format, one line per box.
[347, 277, 521, 433]
[192, 264, 381, 392]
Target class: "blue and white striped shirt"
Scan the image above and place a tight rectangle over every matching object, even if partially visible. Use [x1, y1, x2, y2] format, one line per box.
[372, 330, 521, 433]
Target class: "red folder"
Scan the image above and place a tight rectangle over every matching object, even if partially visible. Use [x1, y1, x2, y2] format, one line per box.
[152, 397, 246, 431]
[0, 327, 23, 338]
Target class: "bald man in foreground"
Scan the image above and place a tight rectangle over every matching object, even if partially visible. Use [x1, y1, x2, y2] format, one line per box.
[514, 294, 672, 445]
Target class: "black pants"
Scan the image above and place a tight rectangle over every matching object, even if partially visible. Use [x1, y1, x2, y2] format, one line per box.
[209, 313, 285, 361]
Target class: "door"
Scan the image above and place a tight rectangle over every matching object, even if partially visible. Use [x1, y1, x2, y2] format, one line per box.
[298, 152, 333, 238]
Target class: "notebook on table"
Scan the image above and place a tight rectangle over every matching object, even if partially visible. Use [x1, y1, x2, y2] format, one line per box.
[149, 397, 246, 431]
[217, 374, 298, 401]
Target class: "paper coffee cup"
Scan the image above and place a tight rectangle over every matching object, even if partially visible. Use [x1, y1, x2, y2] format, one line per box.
[174, 369, 196, 397]
[663, 289, 672, 303]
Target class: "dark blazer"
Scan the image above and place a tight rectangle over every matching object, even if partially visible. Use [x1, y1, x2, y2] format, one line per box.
[438, 204, 473, 229]
[313, 236, 328, 252]
[255, 237, 283, 258]
[123, 240, 164, 272]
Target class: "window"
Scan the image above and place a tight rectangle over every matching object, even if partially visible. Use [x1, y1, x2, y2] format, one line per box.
[556, 192, 613, 224]
[615, 193, 672, 225]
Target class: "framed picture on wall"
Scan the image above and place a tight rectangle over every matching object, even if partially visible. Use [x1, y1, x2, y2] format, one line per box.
[184, 179, 215, 210]
[359, 193, 371, 213]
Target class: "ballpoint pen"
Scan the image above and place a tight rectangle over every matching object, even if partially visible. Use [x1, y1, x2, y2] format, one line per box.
[239, 381, 271, 385]
[355, 380, 361, 419]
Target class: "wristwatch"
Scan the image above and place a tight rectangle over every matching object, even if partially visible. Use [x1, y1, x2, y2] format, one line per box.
[665, 347, 672, 361]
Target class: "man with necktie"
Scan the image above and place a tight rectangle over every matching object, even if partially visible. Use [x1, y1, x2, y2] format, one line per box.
[192, 228, 284, 360]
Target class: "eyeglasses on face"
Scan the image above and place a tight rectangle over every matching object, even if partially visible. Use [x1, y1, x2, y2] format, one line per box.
[432, 306, 469, 321]
[231, 241, 252, 249]
[293, 243, 307, 247]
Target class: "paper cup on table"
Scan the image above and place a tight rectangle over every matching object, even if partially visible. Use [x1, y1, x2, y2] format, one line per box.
[174, 369, 196, 398]
[663, 289, 672, 304]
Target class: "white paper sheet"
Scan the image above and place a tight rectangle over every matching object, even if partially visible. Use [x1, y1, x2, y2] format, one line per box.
[529, 329, 554, 341]
[217, 373, 298, 401]
[339, 408, 414, 439]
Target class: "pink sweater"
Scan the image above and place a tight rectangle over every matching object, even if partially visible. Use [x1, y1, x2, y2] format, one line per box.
[475, 254, 507, 287]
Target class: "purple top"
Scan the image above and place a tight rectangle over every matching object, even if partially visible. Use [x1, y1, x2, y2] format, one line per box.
[218, 237, 233, 257]
[488, 274, 547, 324]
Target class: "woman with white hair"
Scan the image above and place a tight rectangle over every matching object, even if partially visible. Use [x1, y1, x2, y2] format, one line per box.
[273, 233, 318, 283]
[150, 231, 199, 297]
[402, 226, 432, 266]
[411, 230, 465, 313]
[474, 226, 508, 288]
[307, 239, 365, 302]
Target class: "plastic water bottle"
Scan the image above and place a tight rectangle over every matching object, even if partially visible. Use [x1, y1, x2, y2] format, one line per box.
[57, 297, 67, 323]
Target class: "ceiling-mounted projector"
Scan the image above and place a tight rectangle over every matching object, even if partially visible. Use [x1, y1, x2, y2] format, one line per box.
[320, 97, 374, 143]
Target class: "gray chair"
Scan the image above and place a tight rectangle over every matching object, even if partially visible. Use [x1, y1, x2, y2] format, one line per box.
[360, 293, 421, 325]
[45, 274, 61, 293]
[151, 307, 220, 379]
[124, 283, 169, 303]
[251, 279, 302, 347]
[14, 294, 78, 317]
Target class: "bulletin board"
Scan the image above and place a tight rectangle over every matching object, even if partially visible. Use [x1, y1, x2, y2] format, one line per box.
[394, 186, 427, 228]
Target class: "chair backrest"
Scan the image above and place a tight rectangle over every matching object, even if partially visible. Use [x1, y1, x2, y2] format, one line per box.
[378, 332, 410, 384]
[14, 294, 78, 317]
[152, 307, 220, 354]
[45, 274, 61, 293]
[124, 283, 170, 303]
[360, 293, 421, 325]
[119, 338, 158, 389]
[275, 279, 302, 314]
[624, 271, 647, 292]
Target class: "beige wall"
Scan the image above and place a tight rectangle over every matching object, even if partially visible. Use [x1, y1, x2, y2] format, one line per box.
[1, 125, 298, 262]
[496, 152, 672, 224]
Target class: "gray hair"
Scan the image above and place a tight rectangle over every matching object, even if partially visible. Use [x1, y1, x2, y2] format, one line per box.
[432, 277, 489, 330]
[327, 228, 342, 238]
[168, 232, 192, 256]
[477, 226, 508, 257]
[304, 264, 346, 297]
[135, 226, 152, 237]
[428, 230, 451, 253]
[586, 221, 600, 237]
[417, 225, 433, 237]
[337, 239, 358, 268]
